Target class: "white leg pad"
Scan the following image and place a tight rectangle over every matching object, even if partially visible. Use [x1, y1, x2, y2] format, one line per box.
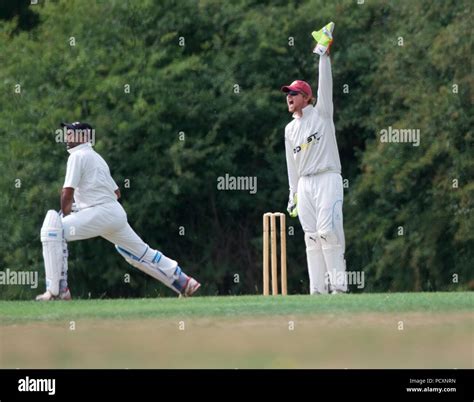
[305, 233, 329, 294]
[319, 230, 347, 292]
[115, 246, 183, 294]
[40, 210, 68, 296]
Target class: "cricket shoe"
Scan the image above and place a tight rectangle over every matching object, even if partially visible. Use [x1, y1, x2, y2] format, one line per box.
[36, 288, 72, 301]
[181, 277, 201, 297]
[312, 22, 335, 55]
[331, 289, 346, 295]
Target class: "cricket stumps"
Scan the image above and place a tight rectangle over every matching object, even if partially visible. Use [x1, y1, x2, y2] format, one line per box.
[262, 212, 287, 296]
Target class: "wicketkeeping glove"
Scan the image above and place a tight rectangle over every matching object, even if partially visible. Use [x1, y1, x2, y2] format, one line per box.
[312, 21, 335, 55]
[287, 193, 298, 218]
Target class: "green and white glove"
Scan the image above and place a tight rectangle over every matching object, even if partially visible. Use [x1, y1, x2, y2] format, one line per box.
[312, 21, 335, 55]
[287, 192, 298, 218]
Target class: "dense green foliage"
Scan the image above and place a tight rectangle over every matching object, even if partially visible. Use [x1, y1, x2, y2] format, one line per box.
[0, 0, 472, 298]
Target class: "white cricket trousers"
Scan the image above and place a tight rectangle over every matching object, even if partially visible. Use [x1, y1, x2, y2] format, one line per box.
[57, 200, 186, 295]
[297, 172, 345, 244]
[297, 172, 346, 294]
[62, 201, 150, 258]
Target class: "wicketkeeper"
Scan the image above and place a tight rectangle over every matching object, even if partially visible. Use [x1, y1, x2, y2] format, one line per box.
[36, 122, 201, 301]
[282, 22, 347, 294]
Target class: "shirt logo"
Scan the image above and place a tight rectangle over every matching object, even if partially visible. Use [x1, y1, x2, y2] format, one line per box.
[293, 132, 321, 154]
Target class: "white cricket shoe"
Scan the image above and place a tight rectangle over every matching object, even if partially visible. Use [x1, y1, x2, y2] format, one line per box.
[331, 289, 346, 295]
[182, 277, 201, 297]
[35, 288, 72, 301]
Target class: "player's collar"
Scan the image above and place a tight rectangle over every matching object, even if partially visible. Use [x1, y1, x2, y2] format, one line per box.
[67, 142, 93, 154]
[292, 104, 313, 119]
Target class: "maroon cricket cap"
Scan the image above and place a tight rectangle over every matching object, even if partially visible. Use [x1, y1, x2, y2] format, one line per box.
[281, 80, 313, 98]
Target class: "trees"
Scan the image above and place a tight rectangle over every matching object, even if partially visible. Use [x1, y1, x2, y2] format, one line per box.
[0, 0, 471, 299]
[344, 0, 473, 291]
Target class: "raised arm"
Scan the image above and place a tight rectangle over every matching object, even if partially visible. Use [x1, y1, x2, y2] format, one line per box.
[315, 53, 333, 118]
[312, 22, 335, 118]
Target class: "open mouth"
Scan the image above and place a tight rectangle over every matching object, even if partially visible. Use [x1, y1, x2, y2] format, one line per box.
[288, 100, 294, 105]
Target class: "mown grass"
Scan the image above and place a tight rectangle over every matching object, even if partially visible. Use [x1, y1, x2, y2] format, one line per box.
[0, 292, 472, 324]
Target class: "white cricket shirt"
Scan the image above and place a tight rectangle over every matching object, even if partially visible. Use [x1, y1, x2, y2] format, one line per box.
[63, 143, 119, 209]
[285, 54, 341, 194]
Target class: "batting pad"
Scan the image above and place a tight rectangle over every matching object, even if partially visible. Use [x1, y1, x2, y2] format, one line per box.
[115, 246, 182, 294]
[319, 230, 347, 292]
[305, 233, 329, 294]
[40, 210, 68, 296]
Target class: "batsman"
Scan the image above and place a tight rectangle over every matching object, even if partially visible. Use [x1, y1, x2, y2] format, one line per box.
[282, 22, 347, 294]
[36, 122, 201, 301]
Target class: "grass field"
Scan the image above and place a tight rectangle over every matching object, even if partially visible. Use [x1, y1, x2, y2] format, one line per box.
[0, 292, 472, 369]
